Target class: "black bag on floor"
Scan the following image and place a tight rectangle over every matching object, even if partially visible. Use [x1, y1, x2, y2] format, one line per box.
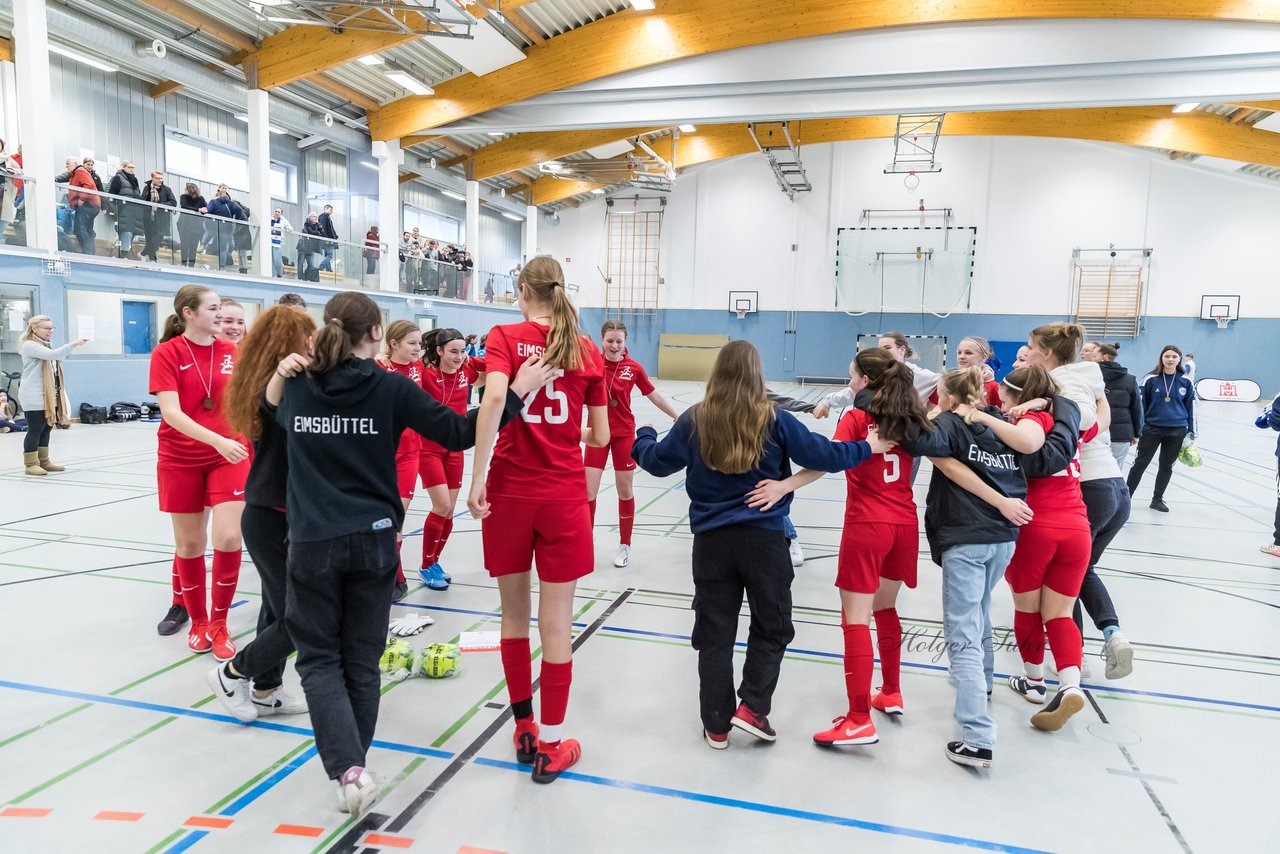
[80, 403, 108, 425]
[109, 401, 142, 422]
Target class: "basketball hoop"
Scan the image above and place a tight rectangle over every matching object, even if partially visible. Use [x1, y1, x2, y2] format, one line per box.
[904, 171, 920, 191]
[736, 308, 748, 321]
[1213, 315, 1229, 329]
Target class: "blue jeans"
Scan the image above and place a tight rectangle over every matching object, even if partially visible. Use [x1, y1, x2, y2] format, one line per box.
[74, 205, 99, 254]
[272, 246, 283, 277]
[319, 246, 334, 271]
[941, 540, 1015, 750]
[782, 516, 797, 540]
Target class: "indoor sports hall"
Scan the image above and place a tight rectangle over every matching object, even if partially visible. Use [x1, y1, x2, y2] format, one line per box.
[1, 2, 1279, 854]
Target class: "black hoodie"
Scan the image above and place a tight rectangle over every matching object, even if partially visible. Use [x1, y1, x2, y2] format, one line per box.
[277, 357, 522, 542]
[1098, 360, 1142, 443]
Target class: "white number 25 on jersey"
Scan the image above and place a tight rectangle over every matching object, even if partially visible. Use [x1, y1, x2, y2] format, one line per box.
[520, 378, 569, 425]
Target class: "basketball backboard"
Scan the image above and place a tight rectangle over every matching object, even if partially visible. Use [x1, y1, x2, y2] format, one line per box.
[1200, 294, 1240, 327]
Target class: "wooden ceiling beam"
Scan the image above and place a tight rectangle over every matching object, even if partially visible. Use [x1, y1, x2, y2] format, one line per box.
[304, 73, 379, 112]
[149, 80, 185, 99]
[245, 12, 422, 89]
[532, 177, 604, 205]
[139, 0, 257, 53]
[368, 0, 1280, 139]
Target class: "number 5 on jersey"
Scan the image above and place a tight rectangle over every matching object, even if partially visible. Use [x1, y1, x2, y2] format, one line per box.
[521, 378, 569, 424]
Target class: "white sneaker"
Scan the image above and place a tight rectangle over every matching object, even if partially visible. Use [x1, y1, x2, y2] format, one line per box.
[613, 543, 631, 568]
[206, 665, 257, 723]
[788, 539, 804, 567]
[253, 686, 308, 716]
[336, 767, 383, 816]
[1102, 631, 1134, 680]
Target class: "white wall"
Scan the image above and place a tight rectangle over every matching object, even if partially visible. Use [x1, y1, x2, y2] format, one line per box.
[541, 136, 1280, 319]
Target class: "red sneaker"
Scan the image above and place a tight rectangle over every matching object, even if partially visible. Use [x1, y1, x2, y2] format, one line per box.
[870, 689, 904, 715]
[531, 738, 581, 784]
[188, 622, 212, 654]
[730, 702, 776, 742]
[513, 717, 539, 765]
[208, 621, 236, 662]
[703, 729, 729, 750]
[812, 714, 878, 747]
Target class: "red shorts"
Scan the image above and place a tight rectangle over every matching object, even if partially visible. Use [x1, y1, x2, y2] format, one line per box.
[836, 522, 919, 594]
[583, 434, 636, 472]
[396, 431, 420, 499]
[157, 458, 250, 514]
[482, 498, 594, 583]
[1004, 523, 1091, 596]
[420, 450, 464, 491]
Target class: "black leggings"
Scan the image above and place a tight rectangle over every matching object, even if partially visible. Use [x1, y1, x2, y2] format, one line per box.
[1126, 425, 1188, 501]
[24, 410, 52, 454]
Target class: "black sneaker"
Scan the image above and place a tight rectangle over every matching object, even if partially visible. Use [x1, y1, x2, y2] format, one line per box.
[157, 603, 189, 636]
[392, 580, 409, 602]
[1030, 686, 1085, 732]
[1150, 498, 1169, 512]
[730, 702, 777, 742]
[945, 740, 993, 768]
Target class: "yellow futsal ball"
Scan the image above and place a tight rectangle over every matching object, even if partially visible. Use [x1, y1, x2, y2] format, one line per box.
[417, 642, 461, 678]
[379, 638, 414, 675]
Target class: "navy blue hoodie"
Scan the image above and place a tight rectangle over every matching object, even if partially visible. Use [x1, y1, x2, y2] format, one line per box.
[1138, 371, 1195, 432]
[632, 405, 872, 534]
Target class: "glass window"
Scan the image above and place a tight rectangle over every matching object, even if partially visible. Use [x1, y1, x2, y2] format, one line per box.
[166, 138, 204, 179]
[270, 166, 288, 201]
[164, 130, 296, 204]
[208, 148, 249, 194]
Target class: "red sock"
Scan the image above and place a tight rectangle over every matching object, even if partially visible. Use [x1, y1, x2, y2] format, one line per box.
[209, 549, 241, 624]
[175, 555, 208, 624]
[1013, 610, 1046, 665]
[421, 512, 448, 568]
[395, 558, 405, 584]
[500, 638, 533, 710]
[439, 516, 455, 558]
[170, 556, 182, 606]
[588, 499, 597, 525]
[539, 659, 573, 728]
[872, 608, 902, 694]
[1045, 617, 1083, 672]
[842, 623, 873, 722]
[618, 497, 635, 545]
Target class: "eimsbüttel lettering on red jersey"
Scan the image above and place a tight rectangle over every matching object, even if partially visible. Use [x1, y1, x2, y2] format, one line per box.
[516, 341, 546, 359]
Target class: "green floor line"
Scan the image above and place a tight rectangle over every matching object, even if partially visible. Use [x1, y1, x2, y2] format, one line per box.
[9, 716, 178, 804]
[664, 513, 689, 537]
[0, 703, 93, 750]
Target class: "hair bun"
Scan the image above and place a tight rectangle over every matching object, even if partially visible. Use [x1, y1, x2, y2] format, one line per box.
[329, 317, 344, 329]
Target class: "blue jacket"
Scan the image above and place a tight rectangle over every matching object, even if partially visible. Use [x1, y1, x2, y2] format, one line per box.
[632, 406, 873, 534]
[1256, 394, 1280, 458]
[1138, 372, 1195, 433]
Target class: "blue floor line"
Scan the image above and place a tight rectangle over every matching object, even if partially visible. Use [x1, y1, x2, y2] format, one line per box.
[471, 756, 1050, 854]
[0, 680, 455, 758]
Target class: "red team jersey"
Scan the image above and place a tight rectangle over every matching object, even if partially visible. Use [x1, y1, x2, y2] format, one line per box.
[602, 355, 655, 436]
[384, 358, 425, 456]
[1019, 411, 1090, 531]
[930, 380, 1001, 408]
[149, 336, 245, 466]
[834, 409, 916, 525]
[420, 358, 484, 454]
[484, 322, 606, 503]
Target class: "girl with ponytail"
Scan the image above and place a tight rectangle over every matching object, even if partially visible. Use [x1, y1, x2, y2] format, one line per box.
[272, 291, 548, 814]
[467, 256, 611, 784]
[379, 319, 425, 599]
[149, 285, 251, 659]
[1026, 322, 1134, 680]
[416, 326, 487, 589]
[748, 348, 931, 747]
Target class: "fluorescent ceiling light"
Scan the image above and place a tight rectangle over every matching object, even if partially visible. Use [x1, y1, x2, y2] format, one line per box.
[1172, 103, 1200, 113]
[678, 124, 697, 133]
[233, 114, 289, 135]
[502, 212, 524, 221]
[541, 161, 565, 173]
[441, 189, 467, 201]
[360, 161, 378, 170]
[386, 72, 434, 96]
[48, 44, 117, 73]
[591, 188, 606, 194]
[487, 131, 506, 138]
[630, 0, 657, 9]
[357, 54, 385, 66]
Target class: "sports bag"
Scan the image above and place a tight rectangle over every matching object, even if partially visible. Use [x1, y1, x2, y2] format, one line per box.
[79, 403, 108, 424]
[109, 401, 142, 422]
